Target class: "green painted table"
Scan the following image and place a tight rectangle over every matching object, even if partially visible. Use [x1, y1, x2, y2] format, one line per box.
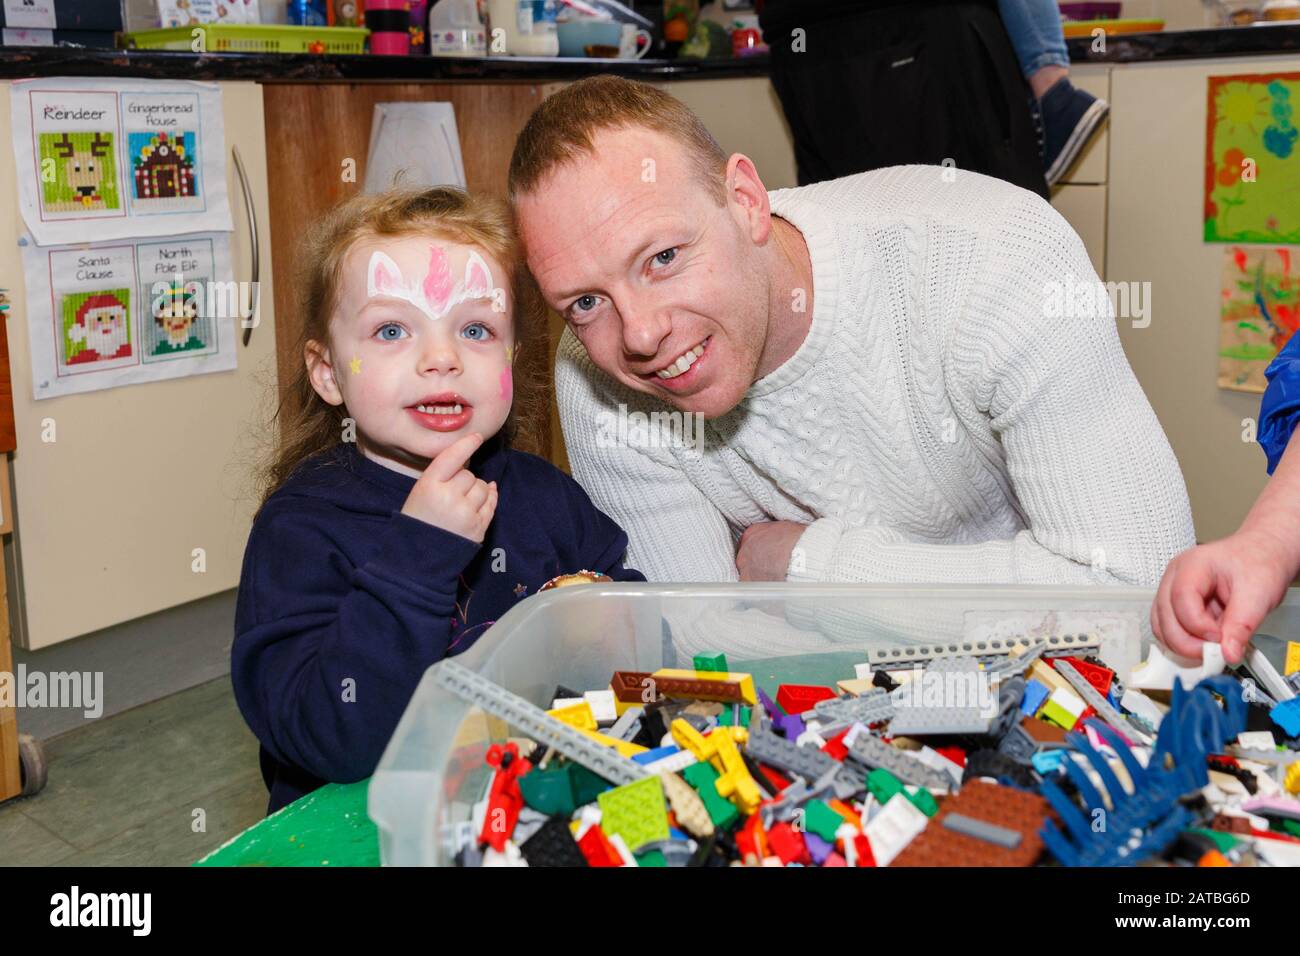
[195, 653, 859, 866]
[195, 781, 380, 867]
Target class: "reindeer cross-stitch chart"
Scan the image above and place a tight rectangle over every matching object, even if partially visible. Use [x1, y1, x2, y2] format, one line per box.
[39, 132, 121, 213]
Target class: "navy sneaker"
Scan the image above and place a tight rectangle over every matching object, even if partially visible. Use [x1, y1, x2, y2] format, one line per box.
[1040, 77, 1109, 187]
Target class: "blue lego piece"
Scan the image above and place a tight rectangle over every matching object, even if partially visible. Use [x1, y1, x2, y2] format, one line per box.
[1031, 750, 1065, 774]
[632, 744, 681, 765]
[1271, 698, 1300, 737]
[1020, 678, 1050, 717]
[1038, 674, 1247, 867]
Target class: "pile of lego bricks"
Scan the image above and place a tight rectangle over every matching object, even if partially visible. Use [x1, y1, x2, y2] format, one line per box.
[432, 636, 1300, 868]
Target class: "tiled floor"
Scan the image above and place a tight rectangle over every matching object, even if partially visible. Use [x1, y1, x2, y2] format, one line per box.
[0, 677, 269, 866]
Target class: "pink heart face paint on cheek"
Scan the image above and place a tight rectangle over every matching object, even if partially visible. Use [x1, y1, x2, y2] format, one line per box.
[499, 367, 513, 402]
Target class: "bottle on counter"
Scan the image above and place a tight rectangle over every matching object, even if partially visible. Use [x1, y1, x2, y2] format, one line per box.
[429, 0, 488, 56]
[487, 0, 560, 56]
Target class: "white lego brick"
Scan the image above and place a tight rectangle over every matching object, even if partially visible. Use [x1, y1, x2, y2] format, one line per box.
[1237, 731, 1277, 750]
[1048, 686, 1086, 717]
[482, 841, 528, 867]
[641, 748, 699, 775]
[865, 792, 928, 867]
[551, 696, 585, 710]
[585, 689, 618, 724]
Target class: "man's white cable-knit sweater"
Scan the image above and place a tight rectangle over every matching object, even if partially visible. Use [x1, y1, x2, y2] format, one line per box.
[556, 166, 1195, 600]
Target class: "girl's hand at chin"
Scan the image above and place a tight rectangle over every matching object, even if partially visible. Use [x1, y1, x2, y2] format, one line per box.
[401, 432, 498, 542]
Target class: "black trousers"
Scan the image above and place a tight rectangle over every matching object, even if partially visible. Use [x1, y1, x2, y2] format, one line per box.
[765, 3, 1049, 198]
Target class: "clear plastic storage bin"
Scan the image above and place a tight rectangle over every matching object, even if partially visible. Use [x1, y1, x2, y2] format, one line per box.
[368, 582, 1300, 866]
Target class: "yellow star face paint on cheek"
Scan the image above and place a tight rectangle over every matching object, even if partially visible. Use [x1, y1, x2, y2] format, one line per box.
[349, 356, 362, 374]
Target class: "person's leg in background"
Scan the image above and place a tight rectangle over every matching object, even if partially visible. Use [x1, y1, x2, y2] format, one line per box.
[997, 0, 1109, 186]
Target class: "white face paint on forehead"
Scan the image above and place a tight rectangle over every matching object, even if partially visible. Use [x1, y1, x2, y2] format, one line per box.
[365, 244, 494, 322]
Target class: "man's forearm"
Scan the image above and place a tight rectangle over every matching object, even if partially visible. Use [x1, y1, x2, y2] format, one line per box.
[1239, 433, 1300, 578]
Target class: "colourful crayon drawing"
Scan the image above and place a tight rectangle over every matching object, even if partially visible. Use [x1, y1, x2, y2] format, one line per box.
[1218, 246, 1299, 392]
[61, 289, 133, 368]
[1205, 73, 1300, 244]
[38, 131, 121, 214]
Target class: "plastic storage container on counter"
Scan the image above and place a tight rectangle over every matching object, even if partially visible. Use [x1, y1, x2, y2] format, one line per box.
[367, 582, 1300, 866]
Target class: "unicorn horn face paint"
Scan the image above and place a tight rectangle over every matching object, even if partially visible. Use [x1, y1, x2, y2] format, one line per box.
[324, 235, 516, 477]
[366, 244, 494, 322]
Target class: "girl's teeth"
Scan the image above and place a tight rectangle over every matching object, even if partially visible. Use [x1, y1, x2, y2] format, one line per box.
[416, 404, 464, 414]
[656, 342, 705, 380]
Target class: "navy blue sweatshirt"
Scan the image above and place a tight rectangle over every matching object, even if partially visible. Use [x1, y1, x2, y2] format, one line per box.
[231, 434, 644, 814]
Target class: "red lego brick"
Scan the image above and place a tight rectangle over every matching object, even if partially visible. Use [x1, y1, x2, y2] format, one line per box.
[852, 832, 876, 867]
[756, 763, 792, 794]
[768, 821, 811, 866]
[776, 684, 837, 715]
[1059, 656, 1114, 696]
[577, 824, 624, 867]
[934, 745, 967, 768]
[822, 728, 851, 762]
[478, 742, 532, 852]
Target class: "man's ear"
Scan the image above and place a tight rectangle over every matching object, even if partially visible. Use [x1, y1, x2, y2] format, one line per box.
[305, 339, 345, 407]
[725, 152, 773, 244]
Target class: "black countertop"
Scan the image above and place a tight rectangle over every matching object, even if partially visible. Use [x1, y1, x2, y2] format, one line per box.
[1, 25, 1298, 83]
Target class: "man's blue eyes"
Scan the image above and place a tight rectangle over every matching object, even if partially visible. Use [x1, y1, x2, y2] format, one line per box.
[374, 322, 492, 341]
[570, 248, 679, 318]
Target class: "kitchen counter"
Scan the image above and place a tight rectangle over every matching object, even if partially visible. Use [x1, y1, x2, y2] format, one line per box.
[2, 25, 1299, 82]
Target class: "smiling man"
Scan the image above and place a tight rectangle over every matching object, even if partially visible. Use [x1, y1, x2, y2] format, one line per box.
[509, 76, 1194, 587]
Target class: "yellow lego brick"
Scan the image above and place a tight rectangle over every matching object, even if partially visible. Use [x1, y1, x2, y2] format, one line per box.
[1039, 697, 1079, 731]
[1285, 641, 1300, 677]
[650, 668, 758, 706]
[613, 695, 641, 717]
[1031, 660, 1074, 696]
[1285, 762, 1299, 796]
[711, 730, 761, 814]
[670, 718, 719, 769]
[574, 726, 648, 759]
[547, 701, 596, 732]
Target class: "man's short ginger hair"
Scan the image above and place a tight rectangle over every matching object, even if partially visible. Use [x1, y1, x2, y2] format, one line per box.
[508, 75, 728, 207]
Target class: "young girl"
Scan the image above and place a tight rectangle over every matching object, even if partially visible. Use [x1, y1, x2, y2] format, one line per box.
[232, 188, 644, 814]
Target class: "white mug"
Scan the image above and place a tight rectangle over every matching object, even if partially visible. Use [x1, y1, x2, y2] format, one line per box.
[619, 22, 652, 59]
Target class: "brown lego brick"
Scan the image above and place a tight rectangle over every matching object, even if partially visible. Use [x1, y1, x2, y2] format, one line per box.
[611, 671, 659, 704]
[891, 779, 1053, 867]
[1020, 715, 1068, 745]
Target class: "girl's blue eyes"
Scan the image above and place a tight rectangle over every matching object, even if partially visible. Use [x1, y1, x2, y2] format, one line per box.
[373, 322, 494, 341]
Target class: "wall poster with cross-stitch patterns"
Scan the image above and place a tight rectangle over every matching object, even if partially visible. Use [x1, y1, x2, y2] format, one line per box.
[10, 78, 232, 246]
[21, 232, 238, 400]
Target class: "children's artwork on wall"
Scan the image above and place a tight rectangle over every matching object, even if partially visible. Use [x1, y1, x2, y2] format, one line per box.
[20, 232, 238, 399]
[9, 78, 231, 245]
[61, 288, 133, 368]
[1218, 245, 1299, 393]
[38, 131, 121, 213]
[128, 130, 200, 210]
[136, 237, 220, 362]
[1205, 72, 1300, 244]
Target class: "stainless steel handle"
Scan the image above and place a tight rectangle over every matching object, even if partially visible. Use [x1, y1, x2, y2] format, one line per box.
[232, 145, 260, 347]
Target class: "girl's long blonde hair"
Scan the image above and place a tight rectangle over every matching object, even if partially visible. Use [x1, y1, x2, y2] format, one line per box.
[257, 187, 546, 513]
